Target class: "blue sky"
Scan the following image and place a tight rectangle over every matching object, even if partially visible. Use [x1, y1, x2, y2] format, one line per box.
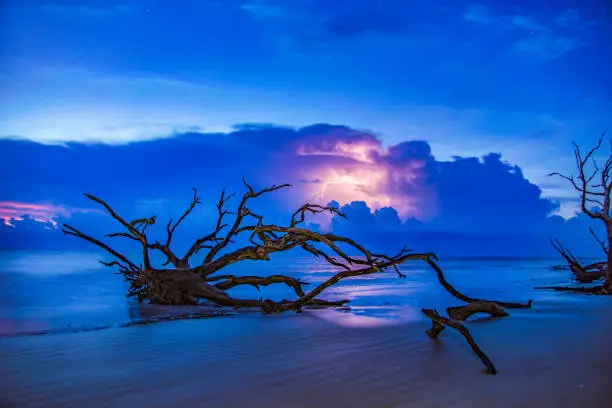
[0, 0, 611, 255]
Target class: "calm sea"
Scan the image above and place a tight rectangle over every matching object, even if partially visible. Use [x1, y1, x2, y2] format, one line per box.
[0, 249, 586, 337]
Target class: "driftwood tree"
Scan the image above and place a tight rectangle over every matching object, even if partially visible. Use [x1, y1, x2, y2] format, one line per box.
[546, 132, 612, 294]
[63, 179, 531, 373]
[549, 239, 606, 283]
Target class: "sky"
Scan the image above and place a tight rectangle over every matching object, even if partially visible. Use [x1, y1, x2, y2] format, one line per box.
[0, 0, 611, 257]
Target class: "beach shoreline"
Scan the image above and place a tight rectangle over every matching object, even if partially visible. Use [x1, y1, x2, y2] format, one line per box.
[2, 294, 612, 408]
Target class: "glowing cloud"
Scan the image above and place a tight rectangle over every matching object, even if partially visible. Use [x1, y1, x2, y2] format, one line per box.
[0, 202, 98, 228]
[279, 128, 437, 221]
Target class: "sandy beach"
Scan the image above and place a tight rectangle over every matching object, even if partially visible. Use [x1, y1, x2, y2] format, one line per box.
[3, 0, 611, 405]
[2, 254, 612, 407]
[2, 295, 612, 408]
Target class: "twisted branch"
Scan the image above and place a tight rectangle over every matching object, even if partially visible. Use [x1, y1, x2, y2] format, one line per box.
[62, 182, 531, 313]
[422, 308, 498, 375]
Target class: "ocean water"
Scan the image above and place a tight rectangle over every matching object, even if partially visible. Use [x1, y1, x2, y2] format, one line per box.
[0, 249, 590, 337]
[2, 250, 612, 407]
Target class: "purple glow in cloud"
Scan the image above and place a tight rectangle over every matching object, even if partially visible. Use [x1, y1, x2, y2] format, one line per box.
[273, 126, 437, 221]
[0, 201, 100, 228]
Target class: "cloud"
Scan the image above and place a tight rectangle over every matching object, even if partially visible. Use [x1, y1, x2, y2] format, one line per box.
[431, 153, 557, 234]
[330, 198, 601, 258]
[3, 122, 206, 146]
[0, 122, 602, 256]
[0, 201, 101, 227]
[462, 3, 593, 61]
[0, 123, 437, 221]
[274, 127, 438, 221]
[41, 2, 134, 17]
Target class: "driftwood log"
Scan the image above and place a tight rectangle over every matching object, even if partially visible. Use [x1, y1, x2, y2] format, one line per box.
[446, 301, 511, 321]
[550, 239, 605, 283]
[62, 180, 532, 373]
[422, 307, 500, 375]
[62, 180, 532, 312]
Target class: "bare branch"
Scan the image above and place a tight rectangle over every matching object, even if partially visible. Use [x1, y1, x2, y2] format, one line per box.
[214, 275, 309, 297]
[290, 203, 346, 227]
[181, 189, 234, 264]
[201, 180, 291, 264]
[166, 188, 201, 247]
[550, 134, 612, 222]
[422, 308, 497, 375]
[65, 183, 531, 313]
[81, 193, 153, 269]
[590, 227, 609, 255]
[62, 224, 139, 274]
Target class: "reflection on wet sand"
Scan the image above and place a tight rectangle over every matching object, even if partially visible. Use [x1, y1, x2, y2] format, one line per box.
[1, 253, 612, 407]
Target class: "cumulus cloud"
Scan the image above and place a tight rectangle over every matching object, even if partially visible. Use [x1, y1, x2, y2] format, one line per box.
[272, 125, 438, 221]
[0, 124, 438, 220]
[0, 123, 601, 256]
[0, 201, 100, 227]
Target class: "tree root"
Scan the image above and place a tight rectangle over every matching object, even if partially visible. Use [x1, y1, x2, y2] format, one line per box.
[422, 308, 498, 375]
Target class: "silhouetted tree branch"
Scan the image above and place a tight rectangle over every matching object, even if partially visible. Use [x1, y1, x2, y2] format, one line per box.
[422, 308, 498, 374]
[548, 132, 612, 293]
[63, 182, 531, 310]
[63, 180, 532, 373]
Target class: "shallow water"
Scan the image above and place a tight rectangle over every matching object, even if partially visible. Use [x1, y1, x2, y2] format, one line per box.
[0, 250, 577, 335]
[1, 250, 611, 407]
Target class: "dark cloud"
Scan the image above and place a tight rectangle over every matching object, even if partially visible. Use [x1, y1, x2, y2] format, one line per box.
[330, 200, 602, 258]
[0, 122, 602, 256]
[430, 153, 557, 234]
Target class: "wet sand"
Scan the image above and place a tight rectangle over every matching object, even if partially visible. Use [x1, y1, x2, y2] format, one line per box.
[2, 296, 612, 408]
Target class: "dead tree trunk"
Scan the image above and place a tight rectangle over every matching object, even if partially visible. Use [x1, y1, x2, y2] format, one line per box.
[421, 303, 507, 375]
[62, 180, 532, 374]
[63, 181, 532, 311]
[606, 229, 612, 288]
[547, 132, 612, 294]
[550, 239, 605, 283]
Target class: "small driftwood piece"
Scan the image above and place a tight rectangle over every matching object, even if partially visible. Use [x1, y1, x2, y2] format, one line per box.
[422, 303, 510, 375]
[550, 239, 605, 283]
[446, 301, 510, 321]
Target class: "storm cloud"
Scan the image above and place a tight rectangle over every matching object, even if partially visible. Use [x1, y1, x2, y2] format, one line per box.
[0, 123, 599, 256]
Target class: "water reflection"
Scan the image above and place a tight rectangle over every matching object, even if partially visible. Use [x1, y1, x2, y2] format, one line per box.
[0, 251, 577, 336]
[314, 305, 424, 327]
